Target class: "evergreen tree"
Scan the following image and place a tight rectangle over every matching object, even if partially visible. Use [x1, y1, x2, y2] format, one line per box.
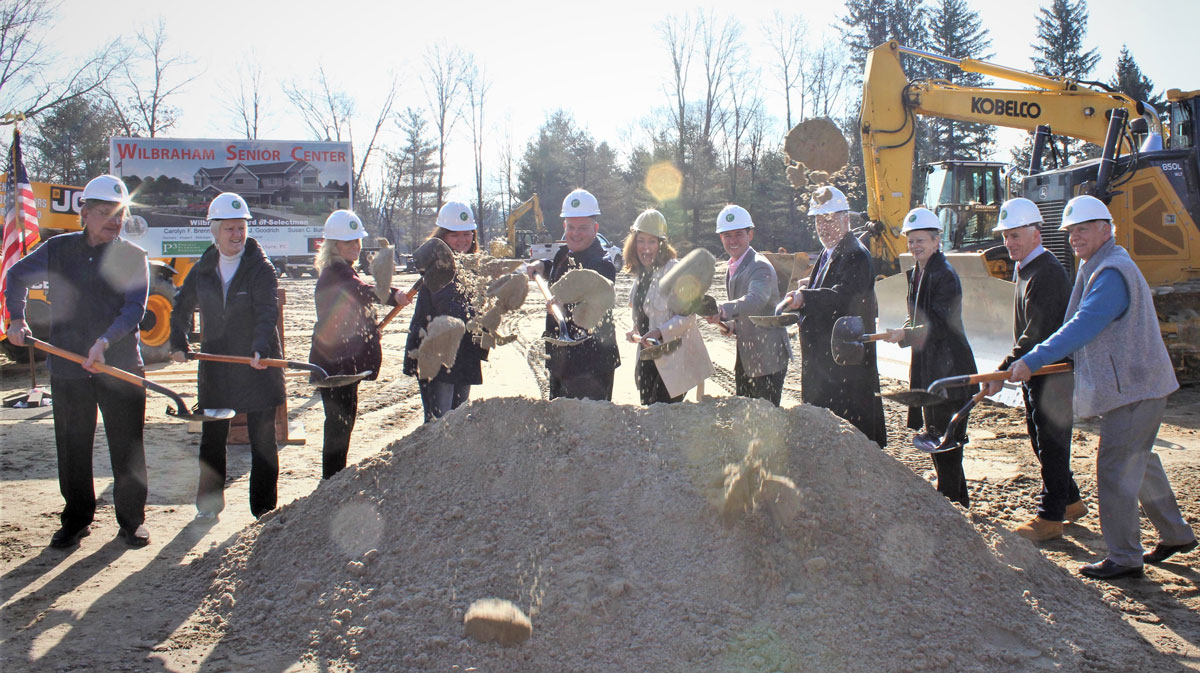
[28, 98, 122, 185]
[925, 0, 995, 161]
[1029, 0, 1101, 164]
[839, 0, 929, 83]
[391, 107, 440, 252]
[1109, 45, 1161, 108]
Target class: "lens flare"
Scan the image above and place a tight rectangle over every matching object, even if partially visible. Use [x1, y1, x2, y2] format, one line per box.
[645, 161, 683, 202]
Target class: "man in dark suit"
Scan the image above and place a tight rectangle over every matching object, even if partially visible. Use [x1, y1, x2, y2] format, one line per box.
[784, 185, 886, 447]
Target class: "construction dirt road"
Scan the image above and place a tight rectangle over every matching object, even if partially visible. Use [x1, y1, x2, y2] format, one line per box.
[1, 264, 1197, 672]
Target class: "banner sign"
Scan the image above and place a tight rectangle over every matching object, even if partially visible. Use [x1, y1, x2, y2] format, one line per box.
[110, 137, 353, 258]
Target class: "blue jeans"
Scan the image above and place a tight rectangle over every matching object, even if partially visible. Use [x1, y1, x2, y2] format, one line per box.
[420, 381, 471, 422]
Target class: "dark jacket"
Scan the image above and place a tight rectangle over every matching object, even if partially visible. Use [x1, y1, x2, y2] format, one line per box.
[403, 274, 489, 385]
[798, 231, 886, 447]
[898, 251, 978, 430]
[310, 258, 396, 381]
[169, 238, 284, 412]
[5, 231, 148, 377]
[541, 237, 620, 378]
[998, 250, 1071, 370]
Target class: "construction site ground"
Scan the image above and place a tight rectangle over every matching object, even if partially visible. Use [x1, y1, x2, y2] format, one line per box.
[1, 268, 1197, 672]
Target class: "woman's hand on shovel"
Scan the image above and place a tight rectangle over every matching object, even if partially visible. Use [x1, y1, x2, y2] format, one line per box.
[250, 352, 268, 370]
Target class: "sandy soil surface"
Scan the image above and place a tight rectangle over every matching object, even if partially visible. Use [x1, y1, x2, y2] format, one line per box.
[1, 267, 1197, 672]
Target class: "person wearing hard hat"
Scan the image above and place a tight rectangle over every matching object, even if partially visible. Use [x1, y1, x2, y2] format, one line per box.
[783, 185, 886, 446]
[168, 192, 284, 521]
[984, 198, 1085, 541]
[1009, 195, 1194, 579]
[524, 188, 619, 401]
[622, 209, 714, 404]
[882, 208, 977, 506]
[404, 201, 490, 419]
[707, 204, 790, 405]
[4, 174, 151, 547]
[310, 210, 411, 476]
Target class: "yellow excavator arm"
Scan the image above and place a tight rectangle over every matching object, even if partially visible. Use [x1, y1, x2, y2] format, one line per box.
[860, 40, 1159, 265]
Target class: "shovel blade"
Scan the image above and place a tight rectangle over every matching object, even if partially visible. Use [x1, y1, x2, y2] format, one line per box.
[639, 339, 682, 361]
[747, 314, 800, 328]
[313, 371, 373, 388]
[913, 432, 953, 454]
[167, 406, 236, 422]
[413, 237, 456, 292]
[831, 316, 868, 365]
[879, 389, 945, 407]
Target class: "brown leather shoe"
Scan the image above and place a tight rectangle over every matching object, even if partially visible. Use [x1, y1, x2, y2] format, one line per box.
[1064, 499, 1088, 523]
[1015, 516, 1064, 542]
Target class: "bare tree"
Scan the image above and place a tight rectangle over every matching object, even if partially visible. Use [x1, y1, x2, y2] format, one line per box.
[223, 54, 267, 139]
[102, 18, 200, 137]
[658, 13, 695, 174]
[721, 69, 762, 202]
[283, 68, 399, 200]
[1, 0, 122, 122]
[422, 43, 469, 210]
[762, 11, 808, 129]
[464, 56, 491, 243]
[805, 40, 853, 119]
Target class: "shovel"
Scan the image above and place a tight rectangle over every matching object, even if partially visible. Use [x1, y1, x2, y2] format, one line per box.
[748, 298, 801, 328]
[533, 272, 588, 347]
[831, 315, 909, 366]
[633, 335, 683, 361]
[27, 338, 235, 422]
[882, 363, 1073, 407]
[376, 237, 457, 331]
[185, 353, 372, 388]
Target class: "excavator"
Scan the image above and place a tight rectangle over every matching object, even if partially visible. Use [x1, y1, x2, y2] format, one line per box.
[489, 194, 546, 259]
[853, 40, 1200, 381]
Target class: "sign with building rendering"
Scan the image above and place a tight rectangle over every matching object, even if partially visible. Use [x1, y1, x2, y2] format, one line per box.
[109, 138, 353, 258]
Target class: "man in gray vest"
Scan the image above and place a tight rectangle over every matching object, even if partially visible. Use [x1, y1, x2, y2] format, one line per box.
[1009, 195, 1195, 580]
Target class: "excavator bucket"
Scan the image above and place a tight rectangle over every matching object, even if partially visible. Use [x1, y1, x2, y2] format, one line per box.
[874, 252, 1016, 383]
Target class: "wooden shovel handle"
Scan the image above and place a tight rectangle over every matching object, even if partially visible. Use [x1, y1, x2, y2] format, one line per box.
[29, 338, 184, 407]
[188, 353, 308, 370]
[532, 273, 568, 325]
[973, 362, 1071, 384]
[376, 279, 424, 331]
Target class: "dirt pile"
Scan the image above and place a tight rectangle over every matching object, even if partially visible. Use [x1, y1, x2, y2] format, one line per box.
[189, 397, 1166, 672]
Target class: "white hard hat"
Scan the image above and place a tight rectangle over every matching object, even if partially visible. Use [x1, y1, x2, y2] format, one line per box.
[900, 207, 943, 233]
[715, 204, 754, 234]
[436, 201, 477, 232]
[1059, 195, 1112, 229]
[993, 198, 1043, 232]
[207, 192, 252, 220]
[560, 189, 601, 218]
[323, 209, 368, 241]
[630, 209, 667, 239]
[808, 185, 850, 215]
[82, 174, 130, 204]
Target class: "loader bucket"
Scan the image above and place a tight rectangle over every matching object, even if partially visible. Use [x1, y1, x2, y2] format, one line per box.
[874, 252, 1016, 384]
[762, 252, 813, 296]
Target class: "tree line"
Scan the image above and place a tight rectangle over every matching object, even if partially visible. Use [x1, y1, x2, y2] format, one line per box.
[1, 0, 1166, 256]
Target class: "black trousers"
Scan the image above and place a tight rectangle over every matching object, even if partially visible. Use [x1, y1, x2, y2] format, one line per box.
[1024, 371, 1081, 520]
[197, 409, 278, 517]
[549, 368, 615, 401]
[635, 359, 683, 405]
[734, 357, 786, 407]
[50, 375, 147, 533]
[923, 400, 970, 507]
[319, 382, 358, 479]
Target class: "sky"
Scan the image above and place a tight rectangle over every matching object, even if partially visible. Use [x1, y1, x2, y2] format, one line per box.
[34, 0, 1200, 205]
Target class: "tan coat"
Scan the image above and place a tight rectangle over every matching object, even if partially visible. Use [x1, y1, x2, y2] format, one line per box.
[629, 259, 715, 398]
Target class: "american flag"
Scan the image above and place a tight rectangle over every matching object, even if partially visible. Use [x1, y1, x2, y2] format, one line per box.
[2, 128, 41, 323]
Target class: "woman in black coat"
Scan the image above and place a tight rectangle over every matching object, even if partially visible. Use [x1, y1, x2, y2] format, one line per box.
[404, 202, 488, 421]
[169, 193, 284, 520]
[309, 210, 409, 478]
[885, 208, 978, 507]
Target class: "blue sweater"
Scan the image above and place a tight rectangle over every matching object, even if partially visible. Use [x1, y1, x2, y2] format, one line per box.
[1020, 268, 1129, 373]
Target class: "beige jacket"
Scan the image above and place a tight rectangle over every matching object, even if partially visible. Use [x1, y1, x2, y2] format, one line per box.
[629, 259, 715, 397]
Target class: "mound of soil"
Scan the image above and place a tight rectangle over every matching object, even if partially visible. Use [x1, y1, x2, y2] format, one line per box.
[191, 397, 1167, 672]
